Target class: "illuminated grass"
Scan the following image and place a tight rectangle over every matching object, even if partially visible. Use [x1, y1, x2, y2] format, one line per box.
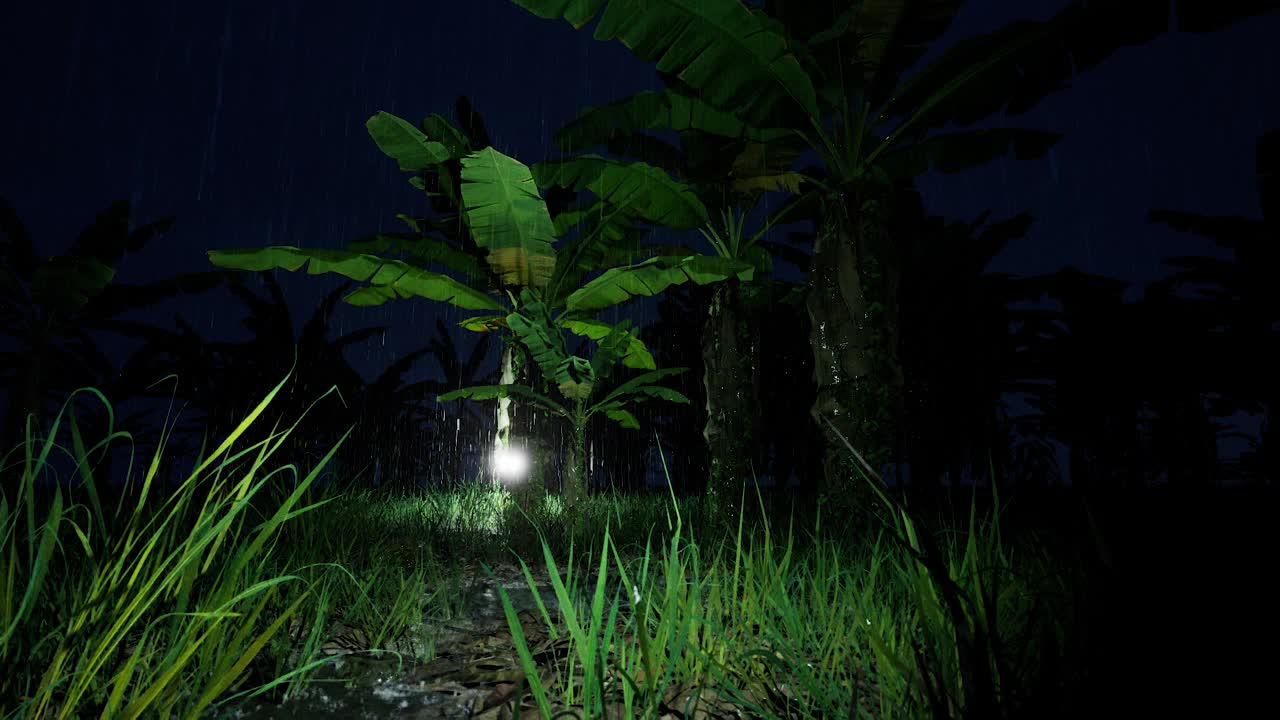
[1, 383, 1084, 719]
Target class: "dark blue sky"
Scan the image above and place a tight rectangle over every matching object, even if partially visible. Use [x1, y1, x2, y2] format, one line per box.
[2, 1, 1277, 470]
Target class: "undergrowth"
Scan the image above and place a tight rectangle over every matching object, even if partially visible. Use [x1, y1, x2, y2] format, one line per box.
[1, 380, 1088, 719]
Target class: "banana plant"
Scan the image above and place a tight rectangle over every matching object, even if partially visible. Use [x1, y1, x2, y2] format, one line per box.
[509, 0, 1274, 496]
[0, 198, 229, 456]
[209, 104, 751, 474]
[438, 288, 689, 506]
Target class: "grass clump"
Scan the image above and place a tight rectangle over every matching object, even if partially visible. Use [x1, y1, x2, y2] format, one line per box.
[0, 377, 427, 719]
[1, 380, 1088, 719]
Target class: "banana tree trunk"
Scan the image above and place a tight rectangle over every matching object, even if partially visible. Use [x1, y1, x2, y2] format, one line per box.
[806, 192, 906, 494]
[702, 279, 759, 509]
[563, 399, 587, 507]
[495, 342, 515, 466]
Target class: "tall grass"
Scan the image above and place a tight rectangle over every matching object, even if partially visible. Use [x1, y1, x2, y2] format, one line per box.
[0, 377, 428, 719]
[489, 428, 1085, 719]
[2, 378, 1086, 719]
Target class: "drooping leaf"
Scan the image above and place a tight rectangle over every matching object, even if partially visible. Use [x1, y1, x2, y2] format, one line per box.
[30, 255, 115, 313]
[420, 113, 472, 159]
[586, 319, 633, 384]
[460, 147, 558, 289]
[366, 111, 452, 171]
[510, 0, 820, 126]
[345, 233, 485, 278]
[561, 318, 656, 370]
[533, 155, 708, 230]
[565, 255, 753, 313]
[554, 356, 596, 400]
[595, 367, 688, 409]
[602, 406, 641, 429]
[207, 246, 501, 311]
[730, 140, 805, 196]
[625, 385, 691, 404]
[438, 383, 569, 417]
[553, 89, 794, 152]
[548, 200, 652, 303]
[459, 314, 509, 332]
[505, 289, 570, 382]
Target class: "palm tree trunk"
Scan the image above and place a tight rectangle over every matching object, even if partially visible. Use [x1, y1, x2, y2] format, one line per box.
[806, 193, 906, 494]
[702, 279, 759, 509]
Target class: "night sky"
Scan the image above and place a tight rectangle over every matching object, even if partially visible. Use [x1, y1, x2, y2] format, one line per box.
[3, 0, 1278, 465]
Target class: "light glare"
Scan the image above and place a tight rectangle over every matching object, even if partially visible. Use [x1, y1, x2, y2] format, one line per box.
[492, 446, 530, 480]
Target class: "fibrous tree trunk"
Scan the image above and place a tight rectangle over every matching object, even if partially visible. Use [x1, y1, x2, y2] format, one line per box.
[563, 399, 587, 507]
[702, 278, 760, 510]
[806, 191, 906, 494]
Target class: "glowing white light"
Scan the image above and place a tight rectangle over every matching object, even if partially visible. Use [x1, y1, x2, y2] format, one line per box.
[492, 446, 530, 480]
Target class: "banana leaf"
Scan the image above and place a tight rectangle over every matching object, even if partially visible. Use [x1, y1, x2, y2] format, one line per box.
[533, 155, 708, 230]
[206, 246, 501, 311]
[438, 383, 569, 417]
[564, 255, 753, 313]
[366, 111, 452, 171]
[509, 0, 819, 126]
[460, 148, 558, 289]
[561, 318, 655, 370]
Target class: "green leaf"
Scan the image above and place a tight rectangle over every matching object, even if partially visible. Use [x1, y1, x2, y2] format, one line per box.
[459, 314, 508, 332]
[595, 367, 688, 410]
[509, 0, 819, 126]
[533, 155, 708, 230]
[460, 147, 558, 289]
[565, 254, 753, 313]
[561, 318, 656, 370]
[366, 111, 451, 171]
[587, 319, 633, 383]
[420, 114, 472, 159]
[553, 89, 794, 152]
[438, 383, 569, 417]
[31, 255, 115, 313]
[548, 200, 650, 303]
[626, 385, 691, 404]
[505, 289, 571, 382]
[603, 406, 641, 429]
[207, 246, 501, 311]
[345, 233, 485, 279]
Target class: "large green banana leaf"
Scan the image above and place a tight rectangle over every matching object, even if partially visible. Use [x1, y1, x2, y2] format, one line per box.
[593, 367, 688, 410]
[504, 289, 571, 383]
[345, 233, 486, 279]
[438, 383, 569, 417]
[460, 147, 558, 289]
[419, 113, 472, 160]
[366, 111, 452, 171]
[564, 255, 753, 313]
[586, 319, 632, 384]
[533, 155, 708, 230]
[509, 0, 818, 126]
[561, 318, 655, 370]
[553, 89, 793, 152]
[206, 246, 501, 311]
[547, 199, 650, 304]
